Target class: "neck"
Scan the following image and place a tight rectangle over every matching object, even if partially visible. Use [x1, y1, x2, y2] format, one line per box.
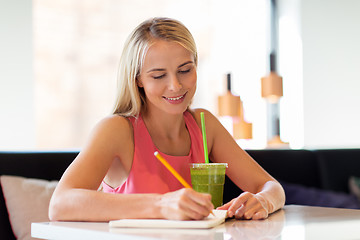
[142, 109, 187, 141]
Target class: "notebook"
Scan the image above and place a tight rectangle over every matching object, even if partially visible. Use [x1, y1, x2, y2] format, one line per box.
[109, 209, 228, 229]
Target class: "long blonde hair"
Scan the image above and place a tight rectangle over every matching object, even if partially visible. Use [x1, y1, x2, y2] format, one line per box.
[113, 17, 198, 117]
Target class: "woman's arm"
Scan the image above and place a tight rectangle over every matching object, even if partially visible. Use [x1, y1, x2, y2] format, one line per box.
[192, 109, 285, 219]
[49, 115, 213, 221]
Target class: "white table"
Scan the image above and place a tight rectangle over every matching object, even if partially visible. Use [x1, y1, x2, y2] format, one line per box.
[32, 205, 360, 240]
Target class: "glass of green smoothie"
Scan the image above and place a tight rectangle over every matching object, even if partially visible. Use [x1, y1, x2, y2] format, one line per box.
[189, 163, 228, 208]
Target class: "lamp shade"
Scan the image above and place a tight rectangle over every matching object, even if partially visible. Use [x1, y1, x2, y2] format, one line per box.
[261, 72, 283, 103]
[232, 98, 252, 139]
[233, 118, 252, 139]
[267, 135, 289, 148]
[218, 92, 241, 117]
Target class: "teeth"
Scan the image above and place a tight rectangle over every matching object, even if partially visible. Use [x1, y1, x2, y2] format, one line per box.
[166, 95, 184, 101]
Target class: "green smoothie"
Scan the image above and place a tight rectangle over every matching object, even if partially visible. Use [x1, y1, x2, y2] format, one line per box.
[190, 163, 228, 208]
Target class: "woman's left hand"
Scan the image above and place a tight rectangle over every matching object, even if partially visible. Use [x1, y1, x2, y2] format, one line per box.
[217, 192, 269, 220]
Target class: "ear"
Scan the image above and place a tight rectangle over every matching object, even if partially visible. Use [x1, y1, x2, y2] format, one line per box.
[136, 76, 144, 88]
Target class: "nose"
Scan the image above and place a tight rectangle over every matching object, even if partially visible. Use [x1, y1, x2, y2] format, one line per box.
[168, 74, 182, 91]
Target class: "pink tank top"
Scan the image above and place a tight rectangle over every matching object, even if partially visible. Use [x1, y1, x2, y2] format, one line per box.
[102, 111, 205, 194]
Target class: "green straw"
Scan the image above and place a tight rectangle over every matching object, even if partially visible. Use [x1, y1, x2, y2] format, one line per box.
[200, 112, 209, 163]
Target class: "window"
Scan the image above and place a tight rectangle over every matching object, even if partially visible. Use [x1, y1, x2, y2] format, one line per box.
[34, 0, 268, 149]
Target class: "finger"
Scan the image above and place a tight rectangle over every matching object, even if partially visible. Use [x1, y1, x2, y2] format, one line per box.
[187, 190, 214, 211]
[180, 204, 207, 220]
[227, 192, 253, 217]
[233, 203, 246, 219]
[216, 198, 235, 210]
[183, 190, 213, 219]
[252, 210, 268, 220]
[238, 196, 268, 220]
[170, 195, 204, 220]
[248, 197, 269, 220]
[240, 197, 262, 219]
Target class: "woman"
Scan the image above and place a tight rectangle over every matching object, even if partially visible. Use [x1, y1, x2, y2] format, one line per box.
[49, 17, 285, 221]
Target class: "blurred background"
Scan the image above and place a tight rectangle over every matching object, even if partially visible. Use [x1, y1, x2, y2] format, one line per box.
[0, 0, 359, 150]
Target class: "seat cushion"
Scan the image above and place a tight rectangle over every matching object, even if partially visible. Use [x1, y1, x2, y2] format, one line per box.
[0, 175, 58, 240]
[0, 151, 78, 240]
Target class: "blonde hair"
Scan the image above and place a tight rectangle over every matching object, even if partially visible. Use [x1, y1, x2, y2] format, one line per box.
[113, 17, 198, 117]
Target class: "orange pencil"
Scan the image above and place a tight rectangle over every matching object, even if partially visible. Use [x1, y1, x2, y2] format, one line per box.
[154, 151, 215, 216]
[154, 151, 192, 188]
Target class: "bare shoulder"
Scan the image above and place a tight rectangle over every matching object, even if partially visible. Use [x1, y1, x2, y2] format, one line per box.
[95, 114, 132, 135]
[54, 115, 135, 191]
[84, 114, 134, 154]
[188, 108, 223, 151]
[189, 108, 219, 127]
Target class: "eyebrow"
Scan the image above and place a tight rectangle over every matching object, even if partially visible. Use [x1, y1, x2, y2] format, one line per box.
[146, 61, 194, 73]
[178, 61, 194, 68]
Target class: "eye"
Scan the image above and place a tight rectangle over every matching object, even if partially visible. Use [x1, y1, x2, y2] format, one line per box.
[153, 74, 166, 79]
[179, 69, 191, 74]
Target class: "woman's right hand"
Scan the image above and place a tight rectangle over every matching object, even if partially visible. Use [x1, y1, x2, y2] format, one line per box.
[157, 188, 214, 220]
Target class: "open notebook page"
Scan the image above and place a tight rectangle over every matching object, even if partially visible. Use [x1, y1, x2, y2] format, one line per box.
[109, 209, 228, 229]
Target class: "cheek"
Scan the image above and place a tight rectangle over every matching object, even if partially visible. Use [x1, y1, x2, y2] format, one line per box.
[185, 71, 197, 88]
[143, 81, 164, 98]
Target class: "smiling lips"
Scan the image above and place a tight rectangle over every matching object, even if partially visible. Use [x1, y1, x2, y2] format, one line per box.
[163, 92, 187, 104]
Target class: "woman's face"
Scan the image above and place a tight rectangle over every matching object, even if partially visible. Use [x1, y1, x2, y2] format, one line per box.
[138, 40, 197, 115]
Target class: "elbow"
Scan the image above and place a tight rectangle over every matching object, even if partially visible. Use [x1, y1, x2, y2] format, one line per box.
[48, 192, 70, 221]
[48, 195, 61, 221]
[48, 208, 58, 221]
